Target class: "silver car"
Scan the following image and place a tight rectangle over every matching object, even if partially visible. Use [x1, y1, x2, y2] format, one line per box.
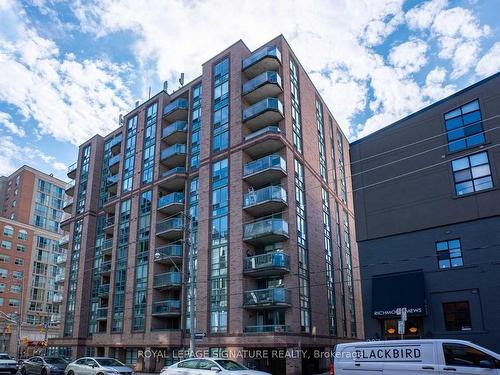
[160, 358, 270, 375]
[64, 357, 135, 375]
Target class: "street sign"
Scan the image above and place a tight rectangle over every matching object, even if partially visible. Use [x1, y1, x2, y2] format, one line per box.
[398, 320, 405, 335]
[401, 307, 407, 322]
[194, 332, 206, 340]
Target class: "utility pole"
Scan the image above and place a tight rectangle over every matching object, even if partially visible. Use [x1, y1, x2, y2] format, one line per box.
[43, 317, 49, 355]
[1, 322, 6, 353]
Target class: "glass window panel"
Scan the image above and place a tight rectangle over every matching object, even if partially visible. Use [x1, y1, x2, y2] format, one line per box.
[455, 181, 474, 195]
[448, 239, 461, 249]
[464, 122, 483, 136]
[471, 164, 490, 179]
[447, 128, 465, 141]
[466, 133, 485, 147]
[460, 100, 479, 114]
[462, 110, 481, 125]
[439, 260, 450, 269]
[453, 169, 471, 183]
[436, 241, 448, 251]
[445, 117, 463, 130]
[469, 152, 488, 166]
[473, 176, 493, 191]
[451, 258, 463, 267]
[452, 157, 469, 171]
[444, 108, 461, 120]
[448, 140, 466, 152]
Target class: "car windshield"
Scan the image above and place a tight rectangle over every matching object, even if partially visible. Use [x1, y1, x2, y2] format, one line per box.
[214, 360, 247, 370]
[0, 354, 12, 360]
[45, 358, 68, 364]
[95, 359, 124, 367]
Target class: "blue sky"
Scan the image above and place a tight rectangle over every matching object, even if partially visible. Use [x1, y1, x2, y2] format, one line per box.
[0, 0, 499, 181]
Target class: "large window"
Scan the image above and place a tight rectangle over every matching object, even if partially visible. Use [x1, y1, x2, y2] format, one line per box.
[445, 100, 484, 152]
[142, 103, 157, 184]
[436, 239, 463, 269]
[443, 343, 500, 368]
[3, 226, 13, 237]
[452, 151, 493, 196]
[212, 58, 229, 153]
[443, 301, 472, 331]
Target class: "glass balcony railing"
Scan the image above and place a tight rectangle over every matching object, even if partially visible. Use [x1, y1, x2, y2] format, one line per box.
[107, 175, 119, 186]
[161, 167, 186, 179]
[50, 314, 61, 323]
[158, 192, 184, 209]
[245, 125, 281, 142]
[243, 288, 292, 308]
[96, 307, 108, 319]
[162, 121, 187, 138]
[67, 162, 77, 174]
[243, 98, 284, 123]
[242, 46, 282, 71]
[161, 144, 186, 159]
[153, 272, 182, 289]
[243, 154, 286, 177]
[243, 185, 287, 208]
[98, 284, 110, 296]
[102, 238, 113, 252]
[104, 216, 115, 229]
[152, 300, 181, 315]
[244, 252, 290, 274]
[100, 260, 112, 273]
[108, 154, 121, 167]
[56, 254, 67, 264]
[65, 180, 75, 192]
[110, 133, 122, 149]
[59, 235, 69, 247]
[55, 274, 65, 283]
[163, 98, 188, 117]
[156, 217, 184, 234]
[154, 244, 183, 262]
[243, 218, 289, 242]
[243, 71, 282, 96]
[244, 324, 289, 334]
[52, 294, 63, 303]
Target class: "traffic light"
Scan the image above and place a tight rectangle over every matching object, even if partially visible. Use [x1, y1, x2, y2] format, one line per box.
[5, 324, 11, 334]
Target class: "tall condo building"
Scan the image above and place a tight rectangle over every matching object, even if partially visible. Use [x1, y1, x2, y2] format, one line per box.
[0, 166, 68, 356]
[51, 35, 362, 374]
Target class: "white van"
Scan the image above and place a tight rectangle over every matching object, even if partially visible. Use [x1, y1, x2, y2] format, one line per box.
[334, 339, 500, 374]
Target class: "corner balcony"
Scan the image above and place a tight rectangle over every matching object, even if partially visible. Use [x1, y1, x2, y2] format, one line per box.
[243, 154, 287, 187]
[96, 307, 108, 321]
[243, 125, 285, 159]
[99, 260, 112, 276]
[156, 217, 184, 240]
[56, 254, 67, 265]
[243, 218, 289, 246]
[64, 181, 75, 197]
[153, 272, 182, 290]
[152, 300, 181, 317]
[163, 98, 188, 122]
[67, 162, 77, 179]
[162, 121, 188, 145]
[52, 294, 63, 304]
[154, 244, 183, 264]
[62, 199, 73, 214]
[243, 185, 287, 217]
[243, 288, 292, 310]
[110, 133, 122, 154]
[103, 216, 115, 235]
[98, 284, 110, 297]
[59, 216, 71, 231]
[242, 98, 284, 132]
[243, 71, 283, 104]
[158, 192, 184, 215]
[59, 235, 69, 249]
[50, 314, 61, 324]
[244, 324, 289, 334]
[244, 252, 290, 277]
[101, 238, 113, 255]
[108, 154, 121, 174]
[160, 144, 187, 168]
[55, 274, 65, 284]
[106, 175, 119, 194]
[158, 167, 186, 190]
[242, 46, 282, 78]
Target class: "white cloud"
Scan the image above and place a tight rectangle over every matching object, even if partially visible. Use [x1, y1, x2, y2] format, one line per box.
[389, 39, 428, 74]
[406, 0, 448, 30]
[422, 66, 456, 100]
[0, 1, 134, 145]
[0, 112, 25, 137]
[476, 42, 500, 78]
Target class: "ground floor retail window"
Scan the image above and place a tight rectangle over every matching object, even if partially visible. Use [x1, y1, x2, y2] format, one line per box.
[443, 301, 472, 331]
[383, 317, 422, 339]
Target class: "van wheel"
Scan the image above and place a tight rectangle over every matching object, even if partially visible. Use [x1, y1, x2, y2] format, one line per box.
[41, 369, 47, 375]
[67, 371, 74, 375]
[97, 372, 105, 375]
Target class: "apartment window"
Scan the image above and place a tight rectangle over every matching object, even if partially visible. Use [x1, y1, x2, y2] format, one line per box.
[122, 116, 137, 192]
[290, 59, 303, 153]
[9, 298, 19, 307]
[0, 298, 3, 306]
[3, 225, 13, 237]
[316, 99, 328, 182]
[212, 58, 229, 153]
[16, 244, 25, 252]
[13, 271, 23, 280]
[1, 241, 12, 250]
[0, 269, 7, 278]
[18, 230, 28, 240]
[0, 283, 5, 292]
[10, 284, 21, 293]
[445, 100, 484, 152]
[452, 151, 493, 196]
[142, 102, 157, 184]
[14, 258, 23, 265]
[436, 239, 463, 269]
[443, 301, 472, 331]
[0, 255, 9, 263]
[190, 84, 202, 170]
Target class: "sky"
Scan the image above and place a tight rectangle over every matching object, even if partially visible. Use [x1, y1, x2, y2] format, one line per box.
[0, 0, 499, 181]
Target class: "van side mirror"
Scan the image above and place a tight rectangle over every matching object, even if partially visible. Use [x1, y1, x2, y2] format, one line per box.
[479, 359, 493, 369]
[210, 366, 221, 372]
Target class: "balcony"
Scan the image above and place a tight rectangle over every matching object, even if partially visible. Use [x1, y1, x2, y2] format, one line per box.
[67, 162, 77, 179]
[163, 98, 188, 122]
[110, 133, 122, 154]
[56, 254, 67, 265]
[50, 314, 61, 324]
[101, 238, 113, 254]
[244, 325, 289, 334]
[52, 294, 63, 304]
[99, 260, 112, 276]
[243, 218, 289, 246]
[243, 71, 283, 104]
[160, 144, 187, 168]
[59, 235, 69, 249]
[154, 244, 183, 264]
[106, 175, 119, 194]
[98, 284, 110, 297]
[108, 154, 121, 174]
[156, 217, 184, 240]
[158, 167, 186, 190]
[243, 185, 287, 217]
[152, 300, 181, 316]
[153, 272, 182, 290]
[59, 216, 71, 231]
[162, 121, 188, 145]
[62, 199, 73, 214]
[242, 46, 282, 78]
[243, 125, 285, 159]
[55, 274, 65, 283]
[96, 307, 108, 320]
[243, 288, 292, 309]
[243, 97, 284, 132]
[244, 252, 290, 277]
[65, 181, 75, 197]
[243, 154, 287, 187]
[158, 192, 184, 215]
[103, 216, 115, 235]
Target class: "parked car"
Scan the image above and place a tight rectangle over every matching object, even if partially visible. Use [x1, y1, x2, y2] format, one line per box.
[334, 339, 500, 374]
[0, 353, 18, 374]
[160, 358, 271, 375]
[20, 356, 68, 375]
[64, 358, 135, 375]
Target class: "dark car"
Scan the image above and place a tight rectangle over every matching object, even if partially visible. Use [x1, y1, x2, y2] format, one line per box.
[20, 357, 68, 375]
